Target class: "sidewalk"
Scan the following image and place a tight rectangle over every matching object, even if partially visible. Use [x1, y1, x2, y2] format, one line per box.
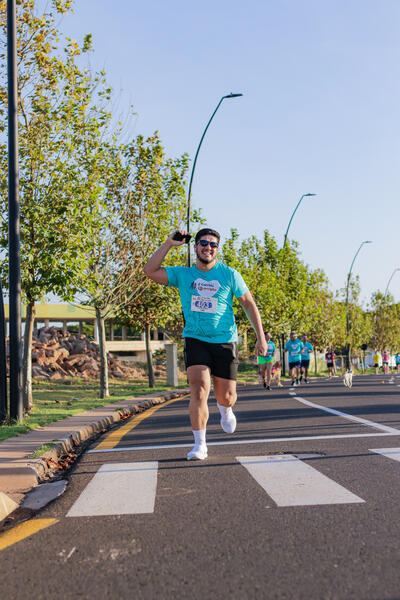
[0, 387, 189, 522]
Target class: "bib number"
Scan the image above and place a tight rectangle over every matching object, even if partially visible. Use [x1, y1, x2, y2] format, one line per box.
[191, 295, 218, 313]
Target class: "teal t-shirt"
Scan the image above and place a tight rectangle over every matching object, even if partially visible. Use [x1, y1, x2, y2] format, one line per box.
[165, 262, 248, 343]
[301, 341, 313, 360]
[263, 341, 276, 359]
[285, 339, 304, 362]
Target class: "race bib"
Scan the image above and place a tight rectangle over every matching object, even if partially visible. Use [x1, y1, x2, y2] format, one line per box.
[191, 295, 218, 313]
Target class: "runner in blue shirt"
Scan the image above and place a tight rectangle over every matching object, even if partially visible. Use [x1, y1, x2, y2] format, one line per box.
[284, 332, 304, 386]
[258, 332, 276, 390]
[395, 353, 400, 374]
[300, 334, 313, 384]
[144, 227, 267, 461]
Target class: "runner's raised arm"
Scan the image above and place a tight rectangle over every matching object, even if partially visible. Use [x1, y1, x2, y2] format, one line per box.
[143, 231, 188, 285]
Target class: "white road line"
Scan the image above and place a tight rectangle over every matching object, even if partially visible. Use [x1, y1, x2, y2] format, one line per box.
[237, 455, 365, 506]
[369, 447, 400, 463]
[292, 395, 400, 434]
[67, 462, 158, 517]
[87, 432, 396, 454]
[289, 391, 296, 396]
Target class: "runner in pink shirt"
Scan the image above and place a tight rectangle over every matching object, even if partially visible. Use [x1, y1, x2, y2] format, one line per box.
[382, 350, 390, 375]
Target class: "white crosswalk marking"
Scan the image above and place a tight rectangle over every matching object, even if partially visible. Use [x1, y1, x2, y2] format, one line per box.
[67, 462, 158, 517]
[369, 447, 400, 463]
[237, 455, 365, 507]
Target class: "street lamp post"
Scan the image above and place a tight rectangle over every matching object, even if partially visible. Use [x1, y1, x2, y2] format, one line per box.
[281, 193, 316, 375]
[283, 193, 316, 247]
[8, 0, 23, 422]
[345, 240, 372, 370]
[186, 93, 243, 266]
[0, 280, 7, 424]
[384, 268, 400, 297]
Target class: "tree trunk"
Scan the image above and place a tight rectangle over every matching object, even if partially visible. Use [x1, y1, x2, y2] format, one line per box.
[145, 323, 155, 388]
[96, 307, 109, 398]
[242, 328, 248, 358]
[22, 301, 35, 413]
[314, 347, 318, 375]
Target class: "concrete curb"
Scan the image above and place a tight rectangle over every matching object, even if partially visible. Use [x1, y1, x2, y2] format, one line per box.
[0, 388, 189, 526]
[28, 390, 188, 482]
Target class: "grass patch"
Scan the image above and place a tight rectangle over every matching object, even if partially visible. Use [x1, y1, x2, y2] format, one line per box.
[0, 377, 187, 443]
[28, 442, 56, 457]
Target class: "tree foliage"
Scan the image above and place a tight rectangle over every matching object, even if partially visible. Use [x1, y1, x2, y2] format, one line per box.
[0, 0, 112, 408]
[369, 292, 400, 352]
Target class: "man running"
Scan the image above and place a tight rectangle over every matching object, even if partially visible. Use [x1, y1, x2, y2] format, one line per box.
[143, 228, 267, 461]
[258, 332, 276, 390]
[300, 334, 313, 383]
[395, 352, 400, 374]
[285, 332, 304, 386]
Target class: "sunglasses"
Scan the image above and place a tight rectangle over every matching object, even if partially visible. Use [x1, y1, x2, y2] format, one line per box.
[197, 240, 219, 248]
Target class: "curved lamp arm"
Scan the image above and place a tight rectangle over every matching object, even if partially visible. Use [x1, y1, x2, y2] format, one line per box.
[283, 193, 316, 247]
[186, 93, 243, 266]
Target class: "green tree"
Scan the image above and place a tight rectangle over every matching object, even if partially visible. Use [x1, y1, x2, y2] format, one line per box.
[0, 0, 110, 410]
[369, 291, 400, 353]
[81, 133, 190, 393]
[222, 230, 331, 363]
[339, 278, 372, 367]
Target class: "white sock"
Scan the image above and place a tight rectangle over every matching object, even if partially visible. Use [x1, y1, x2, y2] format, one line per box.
[192, 429, 206, 447]
[218, 404, 232, 416]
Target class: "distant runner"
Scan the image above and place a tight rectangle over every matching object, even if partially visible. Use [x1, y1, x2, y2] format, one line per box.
[325, 348, 336, 377]
[144, 228, 267, 461]
[300, 334, 313, 384]
[285, 332, 304, 386]
[382, 350, 390, 375]
[395, 353, 400, 374]
[373, 350, 381, 375]
[258, 332, 276, 390]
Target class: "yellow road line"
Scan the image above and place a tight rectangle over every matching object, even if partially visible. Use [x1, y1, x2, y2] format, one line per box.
[0, 518, 58, 551]
[95, 394, 190, 450]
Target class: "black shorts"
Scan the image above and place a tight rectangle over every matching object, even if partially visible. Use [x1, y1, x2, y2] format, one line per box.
[184, 337, 239, 380]
[289, 361, 301, 369]
[327, 362, 334, 368]
[301, 359, 310, 369]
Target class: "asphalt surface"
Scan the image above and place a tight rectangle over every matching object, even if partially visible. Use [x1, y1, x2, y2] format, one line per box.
[3, 374, 400, 599]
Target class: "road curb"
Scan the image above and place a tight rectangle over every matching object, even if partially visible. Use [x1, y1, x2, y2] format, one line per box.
[28, 390, 188, 483]
[0, 388, 189, 528]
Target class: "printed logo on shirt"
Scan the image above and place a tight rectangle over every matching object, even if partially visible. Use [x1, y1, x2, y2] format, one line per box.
[193, 278, 221, 297]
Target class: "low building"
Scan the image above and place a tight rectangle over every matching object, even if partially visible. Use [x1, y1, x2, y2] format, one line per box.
[4, 302, 169, 362]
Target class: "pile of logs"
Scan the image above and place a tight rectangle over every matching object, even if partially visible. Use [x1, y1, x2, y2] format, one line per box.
[29, 327, 159, 381]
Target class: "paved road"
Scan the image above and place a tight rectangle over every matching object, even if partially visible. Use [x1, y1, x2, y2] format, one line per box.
[3, 374, 400, 599]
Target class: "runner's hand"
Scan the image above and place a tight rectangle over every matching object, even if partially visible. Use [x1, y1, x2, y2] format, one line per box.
[168, 230, 189, 247]
[255, 338, 268, 357]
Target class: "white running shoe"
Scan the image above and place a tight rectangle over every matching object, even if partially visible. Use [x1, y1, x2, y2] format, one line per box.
[220, 408, 237, 434]
[187, 445, 208, 461]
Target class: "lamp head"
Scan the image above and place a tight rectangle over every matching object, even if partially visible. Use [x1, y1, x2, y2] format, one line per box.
[363, 240, 372, 244]
[225, 93, 243, 98]
[304, 193, 316, 197]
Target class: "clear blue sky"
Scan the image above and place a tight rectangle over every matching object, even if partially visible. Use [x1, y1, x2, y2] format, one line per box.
[61, 0, 400, 304]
